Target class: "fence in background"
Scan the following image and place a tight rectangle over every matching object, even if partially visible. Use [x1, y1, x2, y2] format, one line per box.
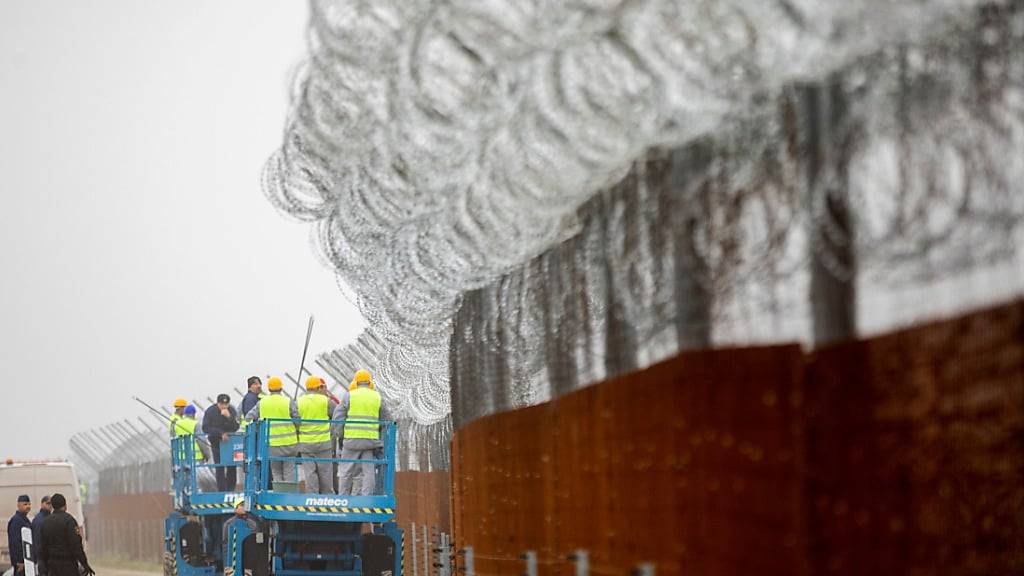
[451, 299, 1024, 576]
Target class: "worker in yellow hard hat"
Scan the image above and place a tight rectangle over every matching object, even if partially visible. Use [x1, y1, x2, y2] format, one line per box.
[297, 375, 338, 494]
[334, 369, 390, 496]
[244, 376, 299, 483]
[168, 398, 188, 438]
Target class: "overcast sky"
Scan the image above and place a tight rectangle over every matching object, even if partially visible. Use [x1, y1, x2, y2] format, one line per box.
[0, 1, 365, 459]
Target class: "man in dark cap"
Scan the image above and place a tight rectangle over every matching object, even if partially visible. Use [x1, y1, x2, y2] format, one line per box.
[38, 493, 94, 576]
[6, 495, 32, 576]
[203, 393, 240, 491]
[240, 377, 263, 417]
[31, 495, 52, 556]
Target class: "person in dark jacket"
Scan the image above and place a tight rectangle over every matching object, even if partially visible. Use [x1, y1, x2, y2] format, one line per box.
[239, 376, 262, 417]
[38, 493, 93, 576]
[31, 495, 51, 556]
[203, 393, 240, 491]
[7, 495, 32, 576]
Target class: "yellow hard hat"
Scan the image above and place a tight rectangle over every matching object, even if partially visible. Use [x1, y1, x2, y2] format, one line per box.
[349, 369, 373, 390]
[232, 498, 245, 508]
[173, 398, 187, 408]
[267, 376, 283, 391]
[305, 375, 323, 390]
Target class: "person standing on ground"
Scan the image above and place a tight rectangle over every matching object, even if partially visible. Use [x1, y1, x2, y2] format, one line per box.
[7, 495, 32, 576]
[203, 394, 241, 491]
[31, 495, 51, 556]
[297, 376, 338, 494]
[38, 494, 93, 576]
[168, 398, 187, 438]
[334, 369, 391, 496]
[245, 376, 299, 483]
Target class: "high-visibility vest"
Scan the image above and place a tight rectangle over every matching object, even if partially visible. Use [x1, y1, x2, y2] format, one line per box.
[260, 394, 298, 447]
[344, 387, 381, 440]
[297, 393, 331, 444]
[169, 414, 182, 435]
[172, 417, 204, 460]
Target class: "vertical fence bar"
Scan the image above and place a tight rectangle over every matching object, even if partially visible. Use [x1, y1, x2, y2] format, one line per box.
[522, 551, 537, 576]
[570, 550, 589, 576]
[423, 524, 429, 576]
[411, 522, 418, 576]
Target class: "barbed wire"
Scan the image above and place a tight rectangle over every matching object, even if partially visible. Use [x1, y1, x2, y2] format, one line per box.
[266, 0, 1019, 427]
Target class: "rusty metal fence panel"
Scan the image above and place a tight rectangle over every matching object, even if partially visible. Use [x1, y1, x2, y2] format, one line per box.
[451, 300, 1024, 576]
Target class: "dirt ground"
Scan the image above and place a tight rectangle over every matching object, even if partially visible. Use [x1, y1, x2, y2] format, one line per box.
[94, 565, 161, 576]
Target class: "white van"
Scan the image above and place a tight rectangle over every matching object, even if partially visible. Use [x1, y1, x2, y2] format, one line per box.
[0, 462, 84, 572]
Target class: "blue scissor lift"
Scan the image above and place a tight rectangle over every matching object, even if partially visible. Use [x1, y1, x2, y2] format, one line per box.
[164, 418, 402, 576]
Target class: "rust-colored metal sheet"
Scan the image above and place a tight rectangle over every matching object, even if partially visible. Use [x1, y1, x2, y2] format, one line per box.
[395, 470, 452, 572]
[86, 492, 172, 562]
[451, 300, 1024, 576]
[452, 344, 810, 576]
[803, 301, 1024, 575]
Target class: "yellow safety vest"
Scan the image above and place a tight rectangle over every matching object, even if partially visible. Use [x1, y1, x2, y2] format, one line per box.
[169, 414, 182, 435]
[172, 417, 204, 460]
[344, 387, 381, 440]
[260, 394, 298, 447]
[297, 394, 331, 444]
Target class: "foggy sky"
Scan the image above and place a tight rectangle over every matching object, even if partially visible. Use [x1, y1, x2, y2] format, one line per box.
[0, 1, 365, 459]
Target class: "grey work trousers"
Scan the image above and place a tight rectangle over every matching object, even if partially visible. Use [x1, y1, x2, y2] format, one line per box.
[300, 442, 334, 494]
[337, 438, 379, 496]
[269, 444, 299, 483]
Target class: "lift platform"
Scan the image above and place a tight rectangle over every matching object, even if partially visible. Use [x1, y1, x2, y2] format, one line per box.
[163, 417, 402, 576]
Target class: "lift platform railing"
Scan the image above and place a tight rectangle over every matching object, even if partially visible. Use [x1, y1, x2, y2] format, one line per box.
[243, 417, 398, 523]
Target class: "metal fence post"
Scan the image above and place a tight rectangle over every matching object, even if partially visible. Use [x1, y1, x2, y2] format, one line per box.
[569, 550, 588, 576]
[411, 522, 418, 576]
[459, 547, 474, 576]
[423, 525, 429, 576]
[632, 563, 655, 576]
[521, 550, 537, 576]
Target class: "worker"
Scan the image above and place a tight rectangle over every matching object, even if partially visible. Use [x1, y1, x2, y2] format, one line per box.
[297, 375, 338, 494]
[203, 393, 240, 491]
[334, 369, 390, 496]
[31, 495, 52, 554]
[173, 405, 211, 462]
[245, 376, 299, 483]
[168, 398, 187, 438]
[38, 493, 94, 576]
[7, 495, 32, 576]
[221, 498, 259, 559]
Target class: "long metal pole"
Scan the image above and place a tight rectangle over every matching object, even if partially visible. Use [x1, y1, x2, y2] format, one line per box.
[103, 424, 143, 461]
[292, 315, 315, 400]
[109, 423, 150, 461]
[114, 421, 152, 459]
[125, 419, 165, 455]
[81, 431, 114, 460]
[68, 437, 104, 471]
